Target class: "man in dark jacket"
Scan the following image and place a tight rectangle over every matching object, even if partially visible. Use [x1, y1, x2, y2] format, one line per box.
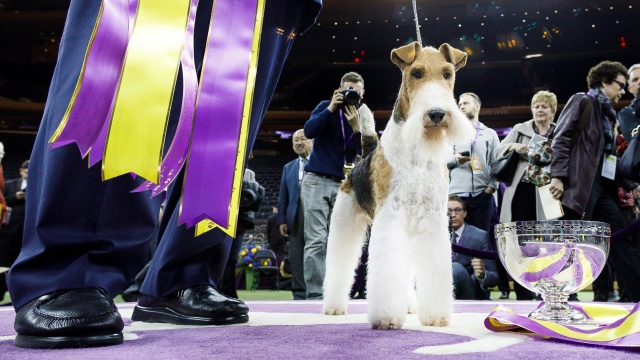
[0, 160, 28, 271]
[550, 61, 640, 302]
[617, 64, 640, 142]
[277, 129, 313, 299]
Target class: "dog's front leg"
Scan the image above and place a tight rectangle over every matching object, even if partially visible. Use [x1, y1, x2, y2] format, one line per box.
[411, 213, 453, 327]
[323, 191, 369, 315]
[366, 201, 411, 329]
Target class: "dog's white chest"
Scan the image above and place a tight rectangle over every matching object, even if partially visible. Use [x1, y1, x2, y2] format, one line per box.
[388, 162, 448, 232]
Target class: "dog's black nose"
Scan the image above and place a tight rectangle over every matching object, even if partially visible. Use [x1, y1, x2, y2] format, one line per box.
[428, 108, 446, 124]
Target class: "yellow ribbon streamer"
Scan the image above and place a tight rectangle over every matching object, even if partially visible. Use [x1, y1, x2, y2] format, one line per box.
[194, 0, 265, 237]
[103, 0, 191, 183]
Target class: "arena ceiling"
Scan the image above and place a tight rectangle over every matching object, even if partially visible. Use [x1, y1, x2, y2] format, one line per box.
[0, 0, 639, 134]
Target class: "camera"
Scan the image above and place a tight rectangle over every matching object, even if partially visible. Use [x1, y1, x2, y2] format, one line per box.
[340, 87, 361, 108]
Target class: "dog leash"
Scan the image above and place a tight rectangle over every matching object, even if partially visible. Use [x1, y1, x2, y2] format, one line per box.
[411, 0, 422, 45]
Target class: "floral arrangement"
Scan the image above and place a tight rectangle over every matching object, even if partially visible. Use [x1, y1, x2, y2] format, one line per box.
[237, 243, 273, 270]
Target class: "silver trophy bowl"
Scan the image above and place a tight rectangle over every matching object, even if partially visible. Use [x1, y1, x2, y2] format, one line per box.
[495, 220, 610, 324]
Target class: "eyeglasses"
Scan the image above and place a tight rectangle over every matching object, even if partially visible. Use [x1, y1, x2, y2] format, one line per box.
[447, 207, 465, 214]
[612, 79, 627, 90]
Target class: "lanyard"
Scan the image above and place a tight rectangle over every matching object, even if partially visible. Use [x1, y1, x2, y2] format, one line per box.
[470, 122, 481, 152]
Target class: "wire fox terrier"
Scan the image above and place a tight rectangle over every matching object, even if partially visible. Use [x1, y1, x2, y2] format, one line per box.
[322, 42, 474, 329]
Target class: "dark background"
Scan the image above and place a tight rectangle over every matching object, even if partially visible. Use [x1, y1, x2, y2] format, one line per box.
[0, 0, 639, 176]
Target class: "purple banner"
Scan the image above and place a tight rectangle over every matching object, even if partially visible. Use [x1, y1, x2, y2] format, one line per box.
[51, 0, 134, 157]
[181, 0, 258, 228]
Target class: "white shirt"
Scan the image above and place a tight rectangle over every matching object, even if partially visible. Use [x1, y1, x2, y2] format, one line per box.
[452, 223, 465, 244]
[299, 157, 307, 182]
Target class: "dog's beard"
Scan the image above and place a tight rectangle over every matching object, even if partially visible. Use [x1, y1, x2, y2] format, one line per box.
[399, 83, 465, 161]
[444, 107, 476, 145]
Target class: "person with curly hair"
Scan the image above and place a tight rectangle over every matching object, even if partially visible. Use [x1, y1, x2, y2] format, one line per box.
[549, 61, 640, 302]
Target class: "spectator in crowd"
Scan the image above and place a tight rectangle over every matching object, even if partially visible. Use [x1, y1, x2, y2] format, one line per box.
[617, 63, 640, 142]
[0, 142, 7, 301]
[0, 142, 7, 226]
[267, 207, 287, 259]
[493, 90, 559, 300]
[0, 158, 25, 301]
[448, 93, 500, 232]
[549, 61, 640, 302]
[449, 195, 498, 300]
[6, 0, 321, 349]
[0, 160, 29, 272]
[277, 129, 313, 299]
[301, 71, 373, 299]
[219, 167, 265, 299]
[615, 125, 640, 254]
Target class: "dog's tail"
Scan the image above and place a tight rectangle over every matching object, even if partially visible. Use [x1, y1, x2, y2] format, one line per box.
[359, 104, 378, 158]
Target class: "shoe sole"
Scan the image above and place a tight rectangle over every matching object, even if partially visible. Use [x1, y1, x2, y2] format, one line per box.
[131, 305, 249, 325]
[14, 333, 123, 349]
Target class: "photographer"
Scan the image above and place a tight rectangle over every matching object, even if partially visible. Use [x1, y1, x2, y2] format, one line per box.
[300, 71, 374, 300]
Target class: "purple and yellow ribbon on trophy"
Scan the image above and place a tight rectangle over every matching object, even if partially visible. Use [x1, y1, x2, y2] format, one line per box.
[486, 302, 640, 347]
[488, 240, 640, 346]
[49, 0, 266, 238]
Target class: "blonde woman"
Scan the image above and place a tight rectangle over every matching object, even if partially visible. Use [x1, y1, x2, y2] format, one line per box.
[493, 91, 557, 300]
[495, 90, 557, 223]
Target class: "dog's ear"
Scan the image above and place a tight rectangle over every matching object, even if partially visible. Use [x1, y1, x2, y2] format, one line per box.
[391, 41, 422, 70]
[438, 43, 467, 72]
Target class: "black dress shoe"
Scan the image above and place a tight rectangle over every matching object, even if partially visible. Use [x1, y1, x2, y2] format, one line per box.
[14, 287, 123, 349]
[131, 284, 249, 325]
[499, 292, 509, 300]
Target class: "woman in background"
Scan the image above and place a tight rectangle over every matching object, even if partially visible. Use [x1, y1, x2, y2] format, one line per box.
[494, 90, 557, 300]
[549, 61, 640, 302]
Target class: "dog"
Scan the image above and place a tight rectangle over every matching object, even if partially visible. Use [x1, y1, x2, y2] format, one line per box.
[322, 42, 475, 329]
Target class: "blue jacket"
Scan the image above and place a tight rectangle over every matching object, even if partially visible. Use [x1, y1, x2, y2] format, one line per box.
[454, 223, 499, 294]
[303, 100, 361, 179]
[277, 158, 303, 230]
[618, 97, 639, 142]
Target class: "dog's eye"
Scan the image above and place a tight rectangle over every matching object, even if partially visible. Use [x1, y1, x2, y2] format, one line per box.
[410, 69, 423, 79]
[443, 72, 452, 80]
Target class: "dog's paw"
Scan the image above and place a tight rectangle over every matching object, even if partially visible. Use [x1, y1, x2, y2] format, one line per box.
[323, 306, 347, 316]
[370, 317, 404, 330]
[419, 315, 450, 327]
[358, 104, 375, 136]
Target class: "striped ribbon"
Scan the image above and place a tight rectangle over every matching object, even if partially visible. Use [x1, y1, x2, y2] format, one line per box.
[485, 302, 640, 347]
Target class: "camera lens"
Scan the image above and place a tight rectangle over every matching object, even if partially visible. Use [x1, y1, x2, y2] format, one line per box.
[341, 87, 361, 108]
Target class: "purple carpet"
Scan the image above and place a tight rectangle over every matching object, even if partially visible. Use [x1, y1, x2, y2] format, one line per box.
[1, 300, 638, 359]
